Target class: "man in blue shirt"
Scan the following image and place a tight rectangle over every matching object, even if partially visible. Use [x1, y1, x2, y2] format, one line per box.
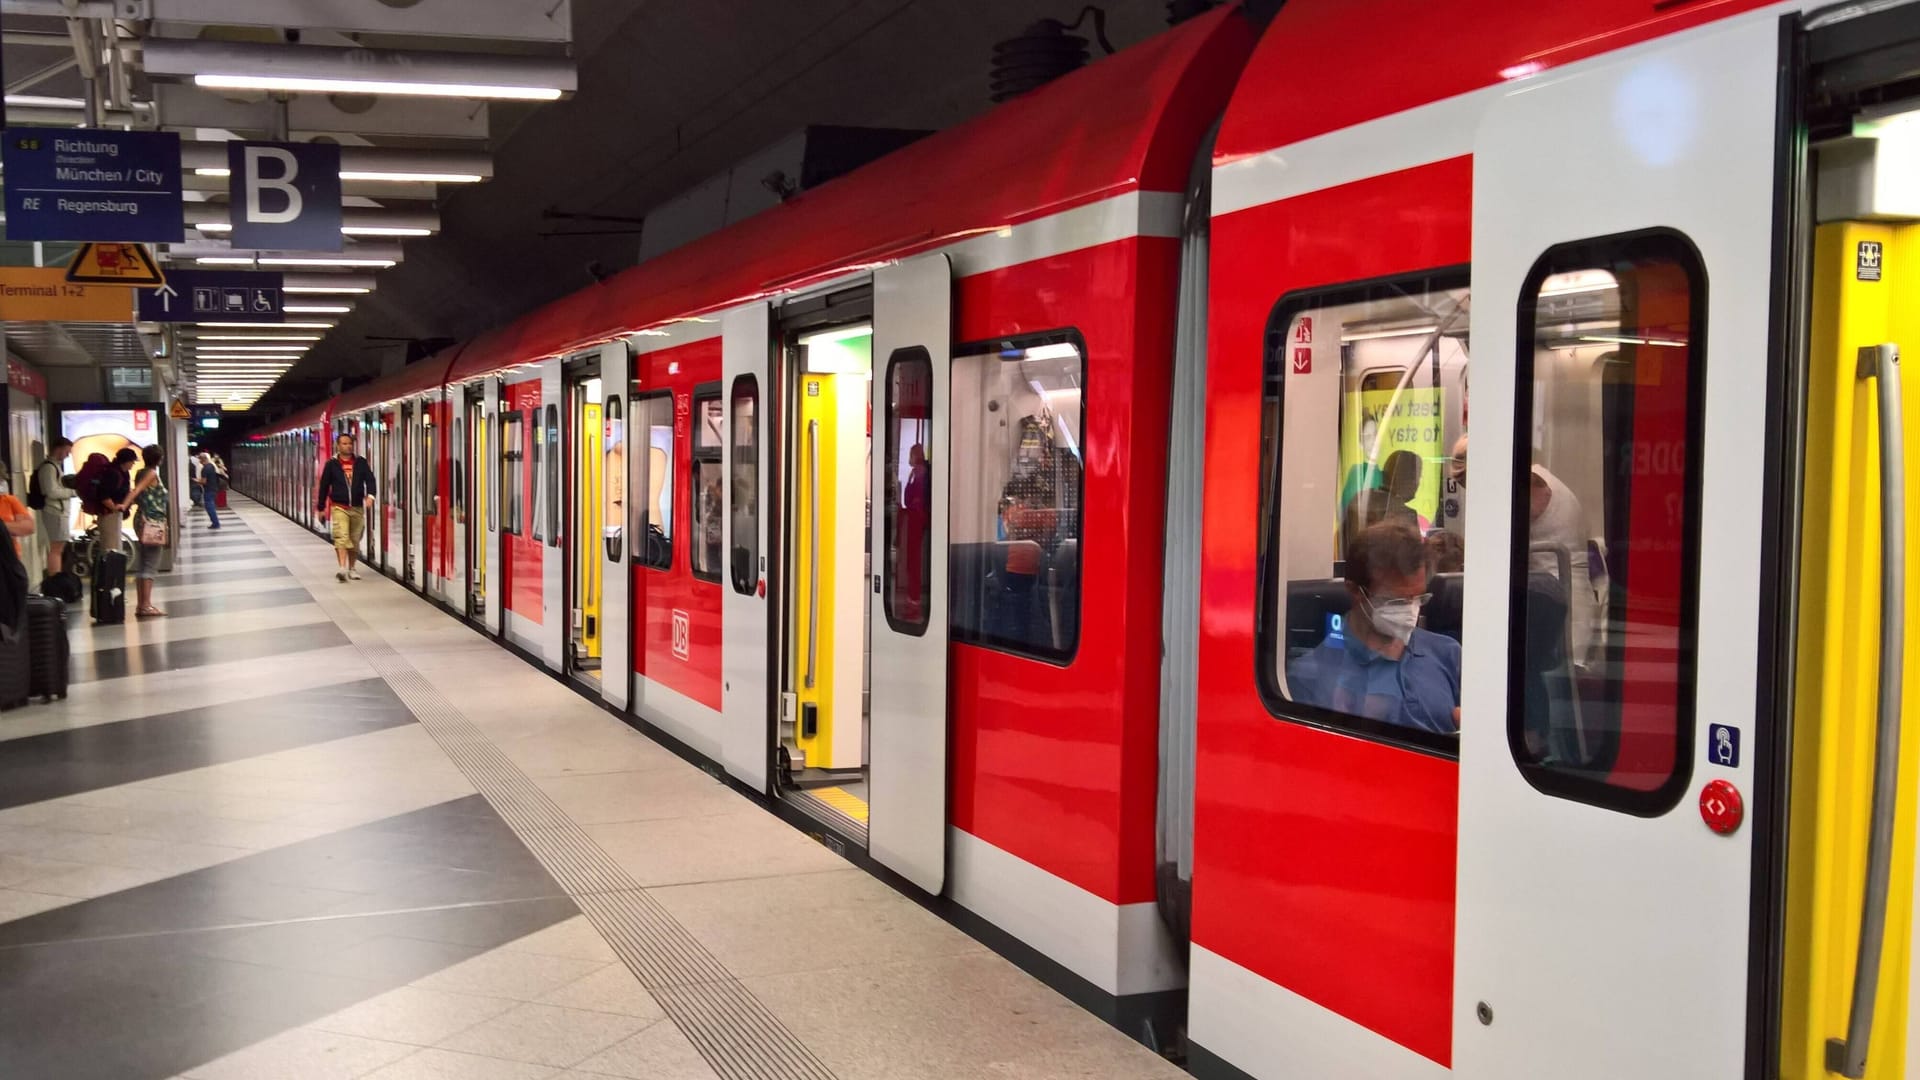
[1288, 522, 1461, 735]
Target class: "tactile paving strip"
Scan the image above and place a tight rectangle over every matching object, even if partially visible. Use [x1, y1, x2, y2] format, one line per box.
[248, 505, 837, 1080]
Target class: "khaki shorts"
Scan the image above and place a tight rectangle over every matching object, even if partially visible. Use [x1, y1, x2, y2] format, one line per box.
[330, 506, 365, 549]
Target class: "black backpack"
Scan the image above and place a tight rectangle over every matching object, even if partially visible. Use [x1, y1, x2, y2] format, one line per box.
[25, 463, 44, 511]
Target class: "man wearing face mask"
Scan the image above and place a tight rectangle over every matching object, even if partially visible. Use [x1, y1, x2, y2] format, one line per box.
[1288, 522, 1461, 734]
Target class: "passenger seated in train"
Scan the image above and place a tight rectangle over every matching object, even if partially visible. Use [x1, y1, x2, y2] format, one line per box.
[1287, 522, 1461, 735]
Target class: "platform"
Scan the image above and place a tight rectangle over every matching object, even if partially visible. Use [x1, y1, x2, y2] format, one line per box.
[0, 498, 1188, 1080]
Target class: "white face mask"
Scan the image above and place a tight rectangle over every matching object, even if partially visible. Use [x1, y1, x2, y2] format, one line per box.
[1362, 589, 1421, 645]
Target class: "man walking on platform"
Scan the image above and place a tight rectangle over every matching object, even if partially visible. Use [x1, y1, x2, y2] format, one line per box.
[315, 433, 376, 582]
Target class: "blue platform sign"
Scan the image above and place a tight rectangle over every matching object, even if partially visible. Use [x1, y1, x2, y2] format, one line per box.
[228, 140, 342, 252]
[2, 129, 184, 242]
[137, 269, 284, 324]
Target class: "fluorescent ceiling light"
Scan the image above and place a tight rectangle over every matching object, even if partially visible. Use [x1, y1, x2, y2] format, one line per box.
[194, 167, 483, 184]
[197, 222, 429, 237]
[196, 335, 321, 342]
[196, 321, 336, 329]
[195, 256, 398, 268]
[187, 343, 310, 351]
[1343, 325, 1440, 342]
[285, 304, 351, 314]
[1579, 334, 1687, 347]
[1017, 343, 1080, 362]
[799, 325, 874, 348]
[194, 74, 562, 102]
[284, 286, 371, 296]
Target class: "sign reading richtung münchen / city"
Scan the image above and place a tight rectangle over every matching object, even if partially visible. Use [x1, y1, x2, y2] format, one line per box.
[2, 129, 184, 243]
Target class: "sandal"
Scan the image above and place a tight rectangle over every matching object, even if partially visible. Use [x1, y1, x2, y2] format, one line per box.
[135, 607, 166, 618]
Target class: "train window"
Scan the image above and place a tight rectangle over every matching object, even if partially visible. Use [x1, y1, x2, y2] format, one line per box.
[1509, 230, 1704, 815]
[531, 407, 545, 543]
[545, 403, 561, 547]
[882, 347, 933, 635]
[603, 396, 624, 563]
[729, 376, 759, 595]
[690, 388, 724, 583]
[1258, 270, 1470, 755]
[633, 392, 674, 570]
[502, 411, 523, 535]
[949, 332, 1084, 664]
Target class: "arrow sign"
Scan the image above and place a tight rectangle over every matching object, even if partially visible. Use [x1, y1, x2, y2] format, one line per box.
[136, 268, 283, 323]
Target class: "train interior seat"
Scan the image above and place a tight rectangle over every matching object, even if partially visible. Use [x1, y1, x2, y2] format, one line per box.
[1284, 577, 1352, 658]
[950, 539, 1080, 651]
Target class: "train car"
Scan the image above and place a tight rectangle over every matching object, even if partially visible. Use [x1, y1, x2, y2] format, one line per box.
[1192, 0, 1920, 1078]
[235, 0, 1920, 1076]
[242, 396, 334, 531]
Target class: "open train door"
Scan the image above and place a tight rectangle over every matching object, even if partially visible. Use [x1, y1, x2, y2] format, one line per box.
[720, 302, 773, 793]
[868, 253, 951, 893]
[1453, 16, 1779, 1079]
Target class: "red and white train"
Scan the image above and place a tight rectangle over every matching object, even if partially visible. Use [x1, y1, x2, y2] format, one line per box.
[239, 2, 1920, 1077]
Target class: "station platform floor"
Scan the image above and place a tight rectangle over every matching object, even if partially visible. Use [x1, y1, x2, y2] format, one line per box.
[0, 497, 1188, 1080]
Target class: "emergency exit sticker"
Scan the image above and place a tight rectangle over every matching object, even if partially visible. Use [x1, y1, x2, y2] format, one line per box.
[1708, 723, 1740, 769]
[1858, 240, 1883, 282]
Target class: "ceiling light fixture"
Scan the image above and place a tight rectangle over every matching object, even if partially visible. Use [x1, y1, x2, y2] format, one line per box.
[195, 322, 336, 329]
[194, 75, 562, 102]
[282, 286, 372, 296]
[195, 335, 322, 342]
[284, 305, 352, 314]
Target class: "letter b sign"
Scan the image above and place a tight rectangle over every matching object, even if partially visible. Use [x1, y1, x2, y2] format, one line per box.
[228, 140, 342, 252]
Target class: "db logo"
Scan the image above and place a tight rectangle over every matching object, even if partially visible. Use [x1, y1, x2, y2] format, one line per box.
[671, 609, 690, 660]
[1291, 347, 1312, 375]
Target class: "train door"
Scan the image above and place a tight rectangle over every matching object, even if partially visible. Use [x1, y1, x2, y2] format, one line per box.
[466, 388, 488, 622]
[866, 254, 952, 892]
[565, 357, 605, 685]
[482, 378, 504, 638]
[1453, 17, 1778, 1078]
[720, 303, 773, 792]
[410, 403, 429, 587]
[1777, 11, 1920, 1080]
[450, 403, 467, 605]
[380, 410, 398, 573]
[781, 312, 874, 833]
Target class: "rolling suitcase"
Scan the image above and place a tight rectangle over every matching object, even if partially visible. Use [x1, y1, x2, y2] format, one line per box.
[91, 550, 126, 625]
[0, 619, 29, 711]
[26, 595, 67, 702]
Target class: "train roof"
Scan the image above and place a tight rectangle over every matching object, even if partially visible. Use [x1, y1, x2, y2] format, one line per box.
[330, 344, 465, 416]
[444, 4, 1251, 385]
[1214, 0, 1776, 166]
[261, 397, 333, 437]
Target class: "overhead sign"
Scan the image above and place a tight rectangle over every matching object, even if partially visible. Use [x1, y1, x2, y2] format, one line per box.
[0, 268, 131, 322]
[228, 140, 342, 252]
[1, 129, 184, 242]
[169, 399, 191, 421]
[137, 268, 284, 323]
[66, 242, 166, 287]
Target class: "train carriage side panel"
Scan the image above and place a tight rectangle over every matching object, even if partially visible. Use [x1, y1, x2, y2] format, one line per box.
[633, 338, 725, 715]
[503, 376, 544, 645]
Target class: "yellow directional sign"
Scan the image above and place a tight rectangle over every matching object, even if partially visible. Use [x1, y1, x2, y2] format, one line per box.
[169, 399, 191, 421]
[0, 267, 132, 321]
[66, 242, 166, 287]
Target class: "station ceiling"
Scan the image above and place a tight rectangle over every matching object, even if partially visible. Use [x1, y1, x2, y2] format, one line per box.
[254, 0, 1178, 413]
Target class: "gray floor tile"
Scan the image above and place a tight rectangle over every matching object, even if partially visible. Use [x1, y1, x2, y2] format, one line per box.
[74, 619, 349, 682]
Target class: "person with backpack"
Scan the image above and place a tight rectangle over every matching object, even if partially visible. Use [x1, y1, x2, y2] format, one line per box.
[29, 438, 76, 576]
[85, 448, 136, 557]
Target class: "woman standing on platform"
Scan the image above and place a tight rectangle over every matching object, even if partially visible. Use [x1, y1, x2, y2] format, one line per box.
[129, 444, 169, 618]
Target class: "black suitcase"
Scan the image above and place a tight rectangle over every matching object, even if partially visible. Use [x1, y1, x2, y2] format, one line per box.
[26, 596, 67, 702]
[0, 619, 30, 711]
[91, 550, 126, 625]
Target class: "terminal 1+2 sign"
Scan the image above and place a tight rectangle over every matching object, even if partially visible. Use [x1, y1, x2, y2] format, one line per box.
[2, 129, 184, 243]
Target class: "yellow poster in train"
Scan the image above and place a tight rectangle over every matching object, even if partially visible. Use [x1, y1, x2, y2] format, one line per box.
[1338, 386, 1445, 528]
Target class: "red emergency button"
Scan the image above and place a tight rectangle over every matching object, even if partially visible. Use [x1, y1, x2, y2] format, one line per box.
[1699, 779, 1744, 835]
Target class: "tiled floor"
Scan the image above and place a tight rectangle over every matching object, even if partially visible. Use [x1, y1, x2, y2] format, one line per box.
[0, 498, 1190, 1080]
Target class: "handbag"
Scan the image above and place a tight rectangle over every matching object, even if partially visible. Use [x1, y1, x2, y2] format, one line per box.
[138, 517, 167, 547]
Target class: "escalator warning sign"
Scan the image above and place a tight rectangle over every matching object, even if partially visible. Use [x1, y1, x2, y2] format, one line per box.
[1858, 240, 1883, 282]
